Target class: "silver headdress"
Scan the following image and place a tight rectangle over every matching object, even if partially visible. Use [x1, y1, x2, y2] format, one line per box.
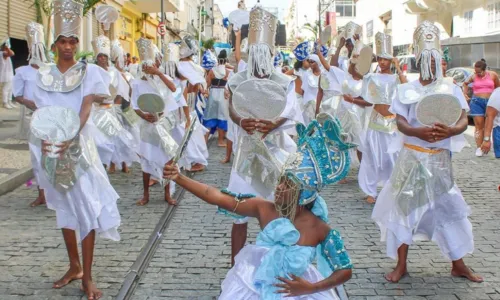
[92, 35, 111, 58]
[413, 20, 442, 80]
[344, 21, 362, 43]
[136, 37, 156, 66]
[375, 32, 393, 59]
[95, 5, 119, 32]
[247, 6, 277, 77]
[164, 43, 180, 78]
[111, 40, 125, 68]
[26, 22, 48, 65]
[53, 0, 83, 41]
[179, 35, 198, 59]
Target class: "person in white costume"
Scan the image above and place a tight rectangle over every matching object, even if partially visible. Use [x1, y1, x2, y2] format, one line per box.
[12, 22, 49, 207]
[358, 32, 406, 204]
[226, 6, 301, 265]
[163, 112, 353, 300]
[372, 21, 483, 284]
[285, 44, 310, 125]
[132, 38, 179, 206]
[0, 37, 15, 109]
[301, 50, 324, 125]
[92, 33, 138, 174]
[162, 42, 209, 172]
[32, 1, 121, 298]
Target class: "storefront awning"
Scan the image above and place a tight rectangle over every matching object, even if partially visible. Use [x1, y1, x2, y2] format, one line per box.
[125, 0, 181, 13]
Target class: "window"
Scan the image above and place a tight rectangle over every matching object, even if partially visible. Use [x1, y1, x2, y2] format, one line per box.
[366, 20, 373, 37]
[487, 1, 500, 30]
[333, 0, 356, 17]
[464, 10, 473, 33]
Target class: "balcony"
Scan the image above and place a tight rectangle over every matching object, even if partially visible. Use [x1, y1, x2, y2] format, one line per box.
[403, 0, 455, 35]
[124, 0, 182, 13]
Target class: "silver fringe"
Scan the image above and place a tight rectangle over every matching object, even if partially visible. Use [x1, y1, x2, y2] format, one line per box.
[418, 49, 443, 81]
[247, 44, 274, 78]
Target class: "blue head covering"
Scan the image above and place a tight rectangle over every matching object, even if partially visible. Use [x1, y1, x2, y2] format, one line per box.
[201, 50, 216, 70]
[316, 43, 328, 57]
[293, 41, 311, 62]
[283, 113, 354, 206]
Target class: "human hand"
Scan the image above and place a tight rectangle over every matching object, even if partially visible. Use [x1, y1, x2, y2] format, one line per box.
[42, 140, 72, 157]
[224, 89, 230, 100]
[481, 140, 491, 154]
[433, 122, 456, 140]
[353, 34, 360, 41]
[163, 163, 180, 181]
[144, 113, 158, 123]
[185, 117, 191, 130]
[338, 37, 346, 48]
[143, 65, 160, 76]
[240, 118, 257, 135]
[392, 58, 400, 69]
[275, 275, 316, 297]
[414, 126, 438, 143]
[343, 94, 354, 103]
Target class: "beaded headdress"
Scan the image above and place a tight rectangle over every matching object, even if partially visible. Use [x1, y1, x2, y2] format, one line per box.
[273, 51, 283, 67]
[26, 22, 48, 65]
[110, 40, 125, 68]
[136, 38, 155, 66]
[413, 20, 442, 80]
[92, 35, 111, 58]
[53, 0, 83, 41]
[247, 6, 277, 77]
[344, 21, 362, 43]
[293, 41, 311, 62]
[201, 50, 217, 70]
[275, 113, 353, 219]
[375, 32, 393, 59]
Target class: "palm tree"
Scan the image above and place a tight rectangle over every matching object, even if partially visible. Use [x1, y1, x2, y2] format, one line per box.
[301, 21, 320, 40]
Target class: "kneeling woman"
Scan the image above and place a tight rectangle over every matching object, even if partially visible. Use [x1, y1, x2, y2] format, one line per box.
[164, 115, 353, 299]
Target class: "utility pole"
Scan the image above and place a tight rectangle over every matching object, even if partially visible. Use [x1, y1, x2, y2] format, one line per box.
[318, 0, 322, 38]
[198, 0, 204, 63]
[161, 0, 165, 54]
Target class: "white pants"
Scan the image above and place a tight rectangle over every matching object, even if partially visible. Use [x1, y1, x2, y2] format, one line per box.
[0, 81, 12, 104]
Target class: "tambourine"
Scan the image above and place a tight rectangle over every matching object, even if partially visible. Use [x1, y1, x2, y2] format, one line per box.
[95, 5, 119, 31]
[138, 93, 165, 114]
[232, 79, 287, 120]
[416, 93, 462, 127]
[353, 45, 373, 75]
[228, 9, 250, 31]
[320, 25, 332, 46]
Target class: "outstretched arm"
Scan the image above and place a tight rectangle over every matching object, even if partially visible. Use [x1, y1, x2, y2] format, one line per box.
[234, 30, 242, 64]
[163, 164, 264, 218]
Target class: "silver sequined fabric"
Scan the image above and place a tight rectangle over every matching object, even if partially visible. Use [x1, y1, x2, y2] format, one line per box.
[416, 93, 462, 126]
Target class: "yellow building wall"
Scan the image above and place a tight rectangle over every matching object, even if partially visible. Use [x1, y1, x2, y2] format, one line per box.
[118, 2, 159, 58]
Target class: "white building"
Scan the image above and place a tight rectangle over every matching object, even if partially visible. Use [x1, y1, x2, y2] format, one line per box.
[212, 4, 228, 42]
[285, 0, 356, 44]
[354, 0, 418, 55]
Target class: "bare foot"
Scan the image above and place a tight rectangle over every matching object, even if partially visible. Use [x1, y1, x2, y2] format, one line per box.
[149, 179, 158, 187]
[339, 179, 348, 184]
[30, 195, 46, 207]
[366, 196, 376, 204]
[53, 267, 83, 289]
[81, 279, 102, 300]
[136, 196, 149, 206]
[220, 156, 231, 164]
[451, 261, 483, 283]
[385, 264, 408, 283]
[165, 194, 178, 206]
[190, 163, 205, 172]
[108, 163, 116, 174]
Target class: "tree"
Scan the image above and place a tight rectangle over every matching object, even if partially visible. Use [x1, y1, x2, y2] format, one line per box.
[301, 21, 320, 40]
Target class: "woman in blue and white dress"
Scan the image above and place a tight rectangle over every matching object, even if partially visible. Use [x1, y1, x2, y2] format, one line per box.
[164, 114, 353, 300]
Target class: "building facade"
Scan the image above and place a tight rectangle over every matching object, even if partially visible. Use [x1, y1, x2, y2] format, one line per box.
[212, 4, 228, 42]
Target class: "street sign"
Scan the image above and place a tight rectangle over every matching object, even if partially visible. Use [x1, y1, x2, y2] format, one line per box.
[157, 22, 166, 36]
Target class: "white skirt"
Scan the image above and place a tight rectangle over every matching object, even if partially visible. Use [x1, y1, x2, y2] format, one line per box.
[358, 128, 398, 197]
[372, 147, 474, 261]
[220, 245, 339, 300]
[172, 123, 210, 169]
[37, 126, 120, 242]
[110, 129, 140, 167]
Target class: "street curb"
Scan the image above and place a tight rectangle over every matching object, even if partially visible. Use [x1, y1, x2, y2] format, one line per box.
[0, 167, 33, 196]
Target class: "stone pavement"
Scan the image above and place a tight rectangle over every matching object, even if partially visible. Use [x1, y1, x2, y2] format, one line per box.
[133, 137, 500, 300]
[0, 162, 175, 300]
[1, 135, 500, 300]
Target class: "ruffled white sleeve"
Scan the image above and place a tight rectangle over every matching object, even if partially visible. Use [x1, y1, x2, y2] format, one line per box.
[389, 93, 409, 120]
[116, 71, 131, 102]
[327, 66, 345, 91]
[82, 64, 111, 98]
[130, 79, 140, 110]
[12, 67, 25, 97]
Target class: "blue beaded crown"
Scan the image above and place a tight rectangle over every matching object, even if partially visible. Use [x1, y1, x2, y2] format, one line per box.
[201, 50, 216, 70]
[293, 41, 311, 62]
[283, 113, 354, 205]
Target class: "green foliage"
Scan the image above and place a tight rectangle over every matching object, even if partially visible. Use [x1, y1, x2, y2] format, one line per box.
[202, 38, 215, 51]
[75, 51, 94, 61]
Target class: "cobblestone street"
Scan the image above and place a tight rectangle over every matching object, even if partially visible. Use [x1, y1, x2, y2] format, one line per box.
[1, 135, 500, 300]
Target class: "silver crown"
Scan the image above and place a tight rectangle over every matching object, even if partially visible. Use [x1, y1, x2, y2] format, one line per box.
[248, 7, 277, 52]
[375, 32, 393, 59]
[166, 43, 180, 62]
[344, 21, 362, 40]
[53, 0, 83, 40]
[92, 35, 111, 57]
[26, 22, 45, 51]
[413, 20, 441, 59]
[179, 35, 198, 59]
[136, 37, 156, 63]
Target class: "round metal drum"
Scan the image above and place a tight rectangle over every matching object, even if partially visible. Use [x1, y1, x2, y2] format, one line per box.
[31, 106, 80, 142]
[138, 93, 165, 114]
[416, 93, 462, 127]
[232, 78, 287, 120]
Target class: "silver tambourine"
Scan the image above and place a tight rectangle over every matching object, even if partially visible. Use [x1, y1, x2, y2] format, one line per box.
[320, 25, 332, 46]
[138, 93, 165, 114]
[232, 79, 287, 120]
[416, 93, 463, 127]
[353, 45, 373, 75]
[95, 5, 119, 31]
[229, 9, 250, 31]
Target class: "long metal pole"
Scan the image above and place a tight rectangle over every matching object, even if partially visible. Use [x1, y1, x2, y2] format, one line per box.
[161, 0, 165, 54]
[198, 2, 203, 63]
[318, 0, 322, 38]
